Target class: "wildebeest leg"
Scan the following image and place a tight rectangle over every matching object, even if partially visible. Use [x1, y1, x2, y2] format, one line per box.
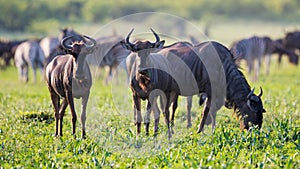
[66, 92, 77, 137]
[104, 66, 112, 85]
[278, 53, 282, 66]
[197, 98, 211, 133]
[186, 96, 193, 128]
[170, 93, 178, 128]
[16, 64, 24, 82]
[144, 100, 152, 136]
[152, 98, 160, 136]
[265, 54, 271, 75]
[30, 60, 37, 83]
[58, 98, 68, 137]
[50, 91, 60, 136]
[133, 95, 142, 135]
[254, 58, 261, 81]
[163, 93, 172, 140]
[81, 94, 89, 139]
[21, 64, 29, 83]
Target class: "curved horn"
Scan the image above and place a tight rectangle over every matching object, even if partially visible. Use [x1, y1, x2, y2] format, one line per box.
[150, 28, 160, 43]
[247, 88, 255, 99]
[61, 36, 74, 50]
[83, 35, 96, 48]
[126, 28, 135, 47]
[258, 87, 263, 97]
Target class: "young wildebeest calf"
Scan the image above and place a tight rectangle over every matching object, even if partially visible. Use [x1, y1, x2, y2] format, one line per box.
[46, 35, 96, 138]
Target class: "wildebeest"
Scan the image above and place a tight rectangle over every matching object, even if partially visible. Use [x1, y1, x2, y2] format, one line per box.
[40, 36, 59, 61]
[125, 41, 202, 135]
[87, 35, 130, 85]
[46, 35, 96, 139]
[122, 29, 265, 139]
[273, 38, 298, 66]
[283, 31, 300, 50]
[0, 39, 25, 67]
[230, 36, 298, 81]
[47, 28, 83, 64]
[14, 39, 45, 82]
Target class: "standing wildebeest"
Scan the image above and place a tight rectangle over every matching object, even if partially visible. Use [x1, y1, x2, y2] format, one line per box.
[14, 40, 45, 82]
[122, 29, 265, 140]
[46, 35, 96, 139]
[125, 41, 203, 135]
[230, 36, 298, 81]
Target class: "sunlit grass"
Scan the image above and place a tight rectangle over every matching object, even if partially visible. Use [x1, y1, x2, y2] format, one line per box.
[0, 20, 300, 168]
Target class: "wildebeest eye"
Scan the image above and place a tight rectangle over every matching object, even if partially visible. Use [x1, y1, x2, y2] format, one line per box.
[247, 98, 264, 113]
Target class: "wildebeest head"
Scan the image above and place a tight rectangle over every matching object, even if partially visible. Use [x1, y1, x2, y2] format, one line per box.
[120, 28, 165, 74]
[61, 35, 96, 80]
[240, 87, 266, 130]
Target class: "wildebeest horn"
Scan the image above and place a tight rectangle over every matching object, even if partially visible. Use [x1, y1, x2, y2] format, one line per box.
[83, 35, 96, 48]
[258, 87, 263, 97]
[247, 88, 255, 99]
[61, 36, 73, 50]
[126, 28, 135, 47]
[150, 28, 160, 43]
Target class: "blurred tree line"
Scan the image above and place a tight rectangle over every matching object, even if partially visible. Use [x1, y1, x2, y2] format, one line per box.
[0, 0, 299, 33]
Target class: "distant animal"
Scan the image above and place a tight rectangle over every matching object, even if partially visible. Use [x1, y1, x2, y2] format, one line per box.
[273, 38, 298, 66]
[39, 36, 59, 61]
[0, 39, 25, 66]
[283, 31, 300, 50]
[14, 40, 45, 82]
[45, 35, 96, 139]
[122, 29, 265, 140]
[230, 36, 298, 81]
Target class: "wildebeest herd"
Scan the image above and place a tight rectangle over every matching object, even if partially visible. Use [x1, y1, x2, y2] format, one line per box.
[1, 27, 299, 140]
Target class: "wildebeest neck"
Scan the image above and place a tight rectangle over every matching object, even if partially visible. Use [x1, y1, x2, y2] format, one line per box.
[74, 53, 87, 80]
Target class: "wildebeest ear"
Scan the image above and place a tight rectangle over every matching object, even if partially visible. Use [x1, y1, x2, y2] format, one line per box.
[154, 40, 165, 49]
[262, 108, 266, 113]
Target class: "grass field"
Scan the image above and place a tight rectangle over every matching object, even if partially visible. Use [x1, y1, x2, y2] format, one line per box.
[0, 19, 300, 168]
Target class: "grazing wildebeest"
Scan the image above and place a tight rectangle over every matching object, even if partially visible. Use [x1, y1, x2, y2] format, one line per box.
[46, 35, 96, 139]
[122, 29, 265, 140]
[230, 36, 298, 81]
[14, 39, 45, 82]
[273, 38, 298, 66]
[283, 31, 300, 50]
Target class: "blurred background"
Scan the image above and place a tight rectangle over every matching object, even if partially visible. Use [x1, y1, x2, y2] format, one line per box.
[0, 0, 299, 42]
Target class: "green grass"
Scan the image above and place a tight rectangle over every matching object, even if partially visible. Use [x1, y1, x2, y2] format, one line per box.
[1, 20, 300, 168]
